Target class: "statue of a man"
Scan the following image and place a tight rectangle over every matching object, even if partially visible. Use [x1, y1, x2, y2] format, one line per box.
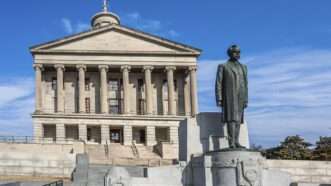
[215, 45, 248, 149]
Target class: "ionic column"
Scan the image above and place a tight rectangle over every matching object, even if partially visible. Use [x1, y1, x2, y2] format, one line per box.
[121, 65, 131, 114]
[33, 64, 43, 113]
[143, 66, 154, 115]
[99, 65, 109, 114]
[189, 66, 198, 116]
[55, 64, 65, 113]
[166, 66, 176, 115]
[184, 70, 191, 116]
[123, 125, 132, 146]
[77, 65, 86, 113]
[101, 125, 110, 144]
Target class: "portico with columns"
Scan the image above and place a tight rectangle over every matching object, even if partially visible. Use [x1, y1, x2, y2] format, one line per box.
[30, 3, 201, 160]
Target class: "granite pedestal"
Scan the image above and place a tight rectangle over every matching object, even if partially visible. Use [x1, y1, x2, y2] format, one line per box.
[191, 149, 291, 186]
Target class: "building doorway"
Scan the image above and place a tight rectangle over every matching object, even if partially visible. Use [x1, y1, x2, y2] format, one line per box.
[156, 127, 170, 143]
[87, 126, 101, 143]
[110, 126, 123, 144]
[132, 127, 146, 144]
[43, 124, 56, 142]
[65, 125, 79, 141]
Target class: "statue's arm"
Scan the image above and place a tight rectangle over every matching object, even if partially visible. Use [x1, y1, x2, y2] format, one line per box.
[244, 65, 248, 108]
[215, 64, 224, 107]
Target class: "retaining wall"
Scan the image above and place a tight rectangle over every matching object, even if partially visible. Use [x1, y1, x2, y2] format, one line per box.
[267, 160, 331, 184]
[0, 142, 84, 180]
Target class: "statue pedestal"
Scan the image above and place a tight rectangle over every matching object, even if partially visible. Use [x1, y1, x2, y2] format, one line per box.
[191, 149, 291, 186]
[208, 149, 264, 186]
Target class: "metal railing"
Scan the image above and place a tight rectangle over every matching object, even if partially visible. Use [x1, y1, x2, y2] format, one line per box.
[42, 180, 63, 186]
[0, 136, 83, 144]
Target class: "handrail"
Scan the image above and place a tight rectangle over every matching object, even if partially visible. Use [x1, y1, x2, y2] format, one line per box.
[131, 140, 140, 158]
[0, 136, 84, 144]
[42, 180, 63, 186]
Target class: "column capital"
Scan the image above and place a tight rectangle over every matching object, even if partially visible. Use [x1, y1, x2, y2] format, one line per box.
[33, 64, 44, 71]
[121, 65, 131, 72]
[98, 65, 109, 71]
[188, 66, 197, 71]
[143, 66, 154, 71]
[76, 64, 87, 71]
[165, 66, 176, 71]
[54, 64, 65, 70]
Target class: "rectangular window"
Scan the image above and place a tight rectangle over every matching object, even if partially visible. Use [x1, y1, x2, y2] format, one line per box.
[137, 79, 145, 115]
[108, 79, 122, 114]
[85, 78, 90, 91]
[108, 98, 120, 114]
[174, 80, 178, 91]
[52, 77, 57, 90]
[54, 97, 57, 112]
[85, 98, 91, 113]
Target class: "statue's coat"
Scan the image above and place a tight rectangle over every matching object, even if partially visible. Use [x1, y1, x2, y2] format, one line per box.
[215, 60, 248, 123]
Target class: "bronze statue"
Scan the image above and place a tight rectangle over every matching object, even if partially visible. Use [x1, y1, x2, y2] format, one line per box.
[215, 45, 248, 149]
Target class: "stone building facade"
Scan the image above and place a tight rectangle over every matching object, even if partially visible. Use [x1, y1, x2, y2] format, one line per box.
[30, 6, 201, 156]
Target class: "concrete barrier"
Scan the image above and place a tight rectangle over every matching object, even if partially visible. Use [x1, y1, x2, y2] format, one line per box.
[0, 142, 84, 180]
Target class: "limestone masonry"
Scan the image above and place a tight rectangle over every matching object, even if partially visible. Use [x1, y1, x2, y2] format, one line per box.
[0, 3, 329, 186]
[30, 5, 201, 161]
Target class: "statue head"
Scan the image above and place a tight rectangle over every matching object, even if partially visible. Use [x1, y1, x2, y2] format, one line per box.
[227, 44, 241, 61]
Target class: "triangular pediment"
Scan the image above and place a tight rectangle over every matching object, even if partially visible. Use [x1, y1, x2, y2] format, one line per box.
[30, 25, 201, 55]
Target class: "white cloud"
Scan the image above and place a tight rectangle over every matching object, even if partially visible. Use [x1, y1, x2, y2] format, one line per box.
[127, 12, 141, 20]
[123, 12, 179, 38]
[0, 78, 34, 136]
[198, 48, 331, 147]
[61, 18, 89, 34]
[61, 18, 73, 34]
[168, 30, 180, 37]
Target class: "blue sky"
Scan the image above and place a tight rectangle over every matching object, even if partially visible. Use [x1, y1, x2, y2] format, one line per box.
[0, 0, 331, 147]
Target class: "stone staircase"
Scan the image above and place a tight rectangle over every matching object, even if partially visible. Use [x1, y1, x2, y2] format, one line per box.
[86, 165, 145, 186]
[136, 146, 161, 160]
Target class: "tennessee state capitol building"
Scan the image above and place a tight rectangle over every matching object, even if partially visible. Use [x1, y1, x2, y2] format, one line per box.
[30, 3, 201, 157]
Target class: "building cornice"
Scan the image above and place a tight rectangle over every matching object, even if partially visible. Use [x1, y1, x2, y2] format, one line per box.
[31, 49, 200, 57]
[32, 113, 188, 121]
[30, 24, 202, 55]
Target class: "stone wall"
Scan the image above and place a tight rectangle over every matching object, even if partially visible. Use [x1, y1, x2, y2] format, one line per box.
[266, 160, 331, 184]
[0, 142, 83, 180]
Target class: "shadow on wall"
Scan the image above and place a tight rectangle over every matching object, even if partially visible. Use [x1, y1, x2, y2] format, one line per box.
[178, 112, 250, 161]
[196, 112, 225, 153]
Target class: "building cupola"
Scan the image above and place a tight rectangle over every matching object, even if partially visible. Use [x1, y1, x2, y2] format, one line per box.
[91, 0, 120, 28]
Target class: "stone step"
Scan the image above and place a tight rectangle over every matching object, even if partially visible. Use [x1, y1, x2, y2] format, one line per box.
[86, 165, 146, 186]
